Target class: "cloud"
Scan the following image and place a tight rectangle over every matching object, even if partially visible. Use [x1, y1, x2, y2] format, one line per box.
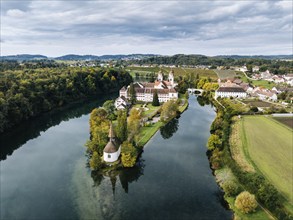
[1, 0, 292, 56]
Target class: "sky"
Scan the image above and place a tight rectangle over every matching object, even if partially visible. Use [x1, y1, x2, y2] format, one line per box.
[0, 0, 292, 57]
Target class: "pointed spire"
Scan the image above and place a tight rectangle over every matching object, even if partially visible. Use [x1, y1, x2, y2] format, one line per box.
[108, 122, 115, 138]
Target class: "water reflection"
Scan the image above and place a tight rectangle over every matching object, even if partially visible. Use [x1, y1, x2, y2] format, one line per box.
[160, 117, 179, 139]
[91, 158, 145, 194]
[0, 95, 115, 160]
[197, 95, 211, 106]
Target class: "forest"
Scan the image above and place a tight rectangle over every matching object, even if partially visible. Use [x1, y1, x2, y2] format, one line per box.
[128, 54, 292, 75]
[0, 66, 132, 133]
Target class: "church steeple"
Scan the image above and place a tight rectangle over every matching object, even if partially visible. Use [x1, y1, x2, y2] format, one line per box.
[108, 122, 115, 140]
[168, 69, 174, 85]
[157, 69, 163, 81]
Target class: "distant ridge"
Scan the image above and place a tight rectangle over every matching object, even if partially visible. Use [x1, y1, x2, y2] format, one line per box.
[0, 53, 292, 61]
[0, 54, 48, 61]
[213, 55, 293, 60]
[0, 53, 159, 61]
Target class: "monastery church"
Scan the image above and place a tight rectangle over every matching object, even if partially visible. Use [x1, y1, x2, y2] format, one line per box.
[117, 70, 178, 105]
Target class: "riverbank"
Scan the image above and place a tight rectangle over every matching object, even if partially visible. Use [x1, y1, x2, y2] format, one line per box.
[207, 94, 292, 220]
[136, 95, 188, 148]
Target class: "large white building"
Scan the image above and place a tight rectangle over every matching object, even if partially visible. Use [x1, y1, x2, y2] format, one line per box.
[119, 70, 178, 103]
[215, 87, 247, 99]
[103, 123, 121, 163]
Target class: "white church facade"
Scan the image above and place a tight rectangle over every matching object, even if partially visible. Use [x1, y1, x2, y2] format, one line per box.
[103, 123, 121, 163]
[118, 70, 178, 103]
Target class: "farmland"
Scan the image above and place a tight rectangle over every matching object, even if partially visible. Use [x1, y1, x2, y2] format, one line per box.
[214, 69, 236, 79]
[241, 100, 274, 108]
[240, 116, 293, 210]
[273, 117, 293, 129]
[126, 66, 217, 79]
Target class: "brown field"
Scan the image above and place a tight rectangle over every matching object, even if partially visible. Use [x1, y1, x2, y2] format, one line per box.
[273, 117, 293, 129]
[242, 100, 273, 108]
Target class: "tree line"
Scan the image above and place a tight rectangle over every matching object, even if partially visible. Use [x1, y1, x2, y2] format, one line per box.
[204, 93, 292, 219]
[128, 54, 292, 75]
[0, 67, 132, 133]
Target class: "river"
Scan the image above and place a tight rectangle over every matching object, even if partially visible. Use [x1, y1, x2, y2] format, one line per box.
[0, 95, 232, 220]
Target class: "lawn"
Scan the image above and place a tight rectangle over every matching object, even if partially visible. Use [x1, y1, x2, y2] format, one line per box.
[250, 80, 276, 89]
[136, 121, 164, 147]
[241, 116, 293, 208]
[214, 69, 236, 79]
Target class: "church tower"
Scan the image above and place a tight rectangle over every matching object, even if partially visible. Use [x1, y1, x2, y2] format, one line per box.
[168, 69, 174, 86]
[157, 70, 163, 81]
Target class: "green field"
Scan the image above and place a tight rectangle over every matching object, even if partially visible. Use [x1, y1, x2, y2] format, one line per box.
[241, 116, 293, 208]
[236, 72, 276, 89]
[127, 66, 217, 79]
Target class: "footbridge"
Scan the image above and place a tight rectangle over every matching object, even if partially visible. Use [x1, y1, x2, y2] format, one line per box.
[188, 88, 204, 95]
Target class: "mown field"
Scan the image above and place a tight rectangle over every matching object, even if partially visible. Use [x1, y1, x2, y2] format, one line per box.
[126, 66, 217, 79]
[241, 116, 293, 210]
[273, 117, 293, 129]
[214, 69, 236, 79]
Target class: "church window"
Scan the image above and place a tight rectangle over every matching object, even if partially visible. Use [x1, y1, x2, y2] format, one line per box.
[108, 154, 111, 158]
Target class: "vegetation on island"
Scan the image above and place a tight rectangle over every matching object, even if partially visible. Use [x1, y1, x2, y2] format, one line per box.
[0, 67, 132, 133]
[86, 88, 187, 170]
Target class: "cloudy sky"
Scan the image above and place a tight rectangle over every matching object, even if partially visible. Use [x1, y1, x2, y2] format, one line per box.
[0, 0, 292, 56]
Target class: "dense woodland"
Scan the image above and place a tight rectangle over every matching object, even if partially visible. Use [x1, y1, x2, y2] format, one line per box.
[0, 67, 132, 133]
[129, 54, 293, 75]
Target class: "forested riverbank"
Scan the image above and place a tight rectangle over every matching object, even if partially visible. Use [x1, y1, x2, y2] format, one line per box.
[0, 67, 132, 133]
[202, 91, 293, 220]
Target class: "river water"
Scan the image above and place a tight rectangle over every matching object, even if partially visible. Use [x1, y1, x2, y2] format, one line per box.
[0, 95, 232, 220]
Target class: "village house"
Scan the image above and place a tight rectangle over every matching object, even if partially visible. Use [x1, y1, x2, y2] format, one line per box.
[215, 87, 247, 99]
[252, 66, 260, 72]
[260, 70, 272, 79]
[114, 96, 130, 110]
[118, 70, 178, 103]
[254, 89, 278, 102]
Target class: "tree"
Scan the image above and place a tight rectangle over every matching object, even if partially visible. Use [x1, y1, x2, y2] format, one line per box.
[207, 134, 222, 150]
[117, 110, 128, 142]
[235, 191, 258, 214]
[128, 82, 136, 104]
[89, 151, 102, 170]
[160, 99, 178, 122]
[152, 90, 160, 106]
[102, 100, 116, 120]
[121, 141, 137, 167]
[127, 108, 141, 141]
[222, 180, 240, 197]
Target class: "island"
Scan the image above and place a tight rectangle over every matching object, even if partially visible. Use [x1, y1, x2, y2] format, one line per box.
[85, 70, 188, 170]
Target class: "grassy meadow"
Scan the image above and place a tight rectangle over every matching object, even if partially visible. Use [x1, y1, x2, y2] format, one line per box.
[241, 116, 293, 210]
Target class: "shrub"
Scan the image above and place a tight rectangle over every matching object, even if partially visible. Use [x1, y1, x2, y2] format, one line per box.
[235, 191, 258, 214]
[222, 180, 240, 197]
[90, 151, 102, 170]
